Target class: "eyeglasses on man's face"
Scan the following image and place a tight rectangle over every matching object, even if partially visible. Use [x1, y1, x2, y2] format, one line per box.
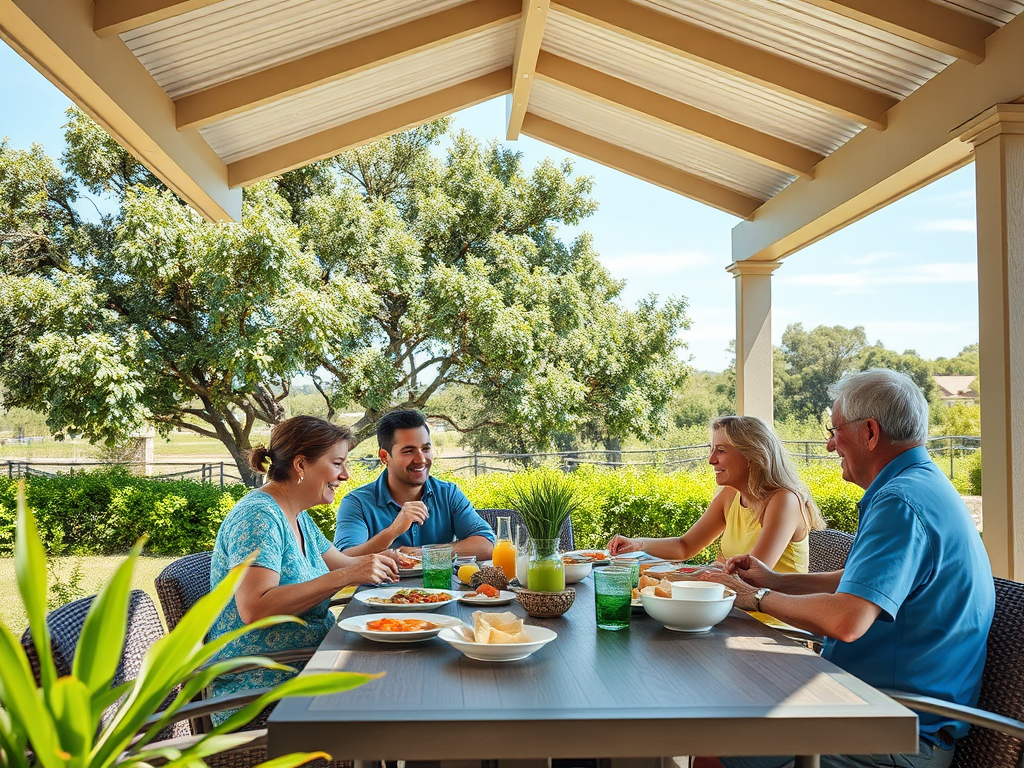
[822, 417, 869, 439]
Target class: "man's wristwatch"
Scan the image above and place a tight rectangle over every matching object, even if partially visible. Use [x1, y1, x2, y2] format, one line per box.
[753, 587, 771, 612]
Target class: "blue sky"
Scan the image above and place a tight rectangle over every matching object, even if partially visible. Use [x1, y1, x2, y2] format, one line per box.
[1, 41, 979, 373]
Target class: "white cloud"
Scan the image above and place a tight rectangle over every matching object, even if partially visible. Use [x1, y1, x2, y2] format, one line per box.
[917, 218, 976, 233]
[849, 250, 902, 266]
[927, 189, 975, 209]
[784, 263, 975, 291]
[602, 250, 712, 275]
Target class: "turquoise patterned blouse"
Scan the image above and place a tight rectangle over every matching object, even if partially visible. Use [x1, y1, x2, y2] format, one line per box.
[208, 490, 337, 712]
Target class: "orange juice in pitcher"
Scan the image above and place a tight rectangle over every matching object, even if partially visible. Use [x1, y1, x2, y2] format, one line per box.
[492, 516, 516, 580]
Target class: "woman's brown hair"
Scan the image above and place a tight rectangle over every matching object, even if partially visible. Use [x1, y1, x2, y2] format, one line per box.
[248, 416, 352, 483]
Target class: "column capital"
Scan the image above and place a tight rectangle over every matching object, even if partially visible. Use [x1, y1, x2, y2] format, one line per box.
[958, 104, 1024, 147]
[726, 260, 782, 277]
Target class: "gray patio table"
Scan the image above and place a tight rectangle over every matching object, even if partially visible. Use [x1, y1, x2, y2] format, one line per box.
[267, 577, 917, 768]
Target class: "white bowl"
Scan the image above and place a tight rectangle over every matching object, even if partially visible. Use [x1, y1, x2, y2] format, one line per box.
[639, 587, 735, 632]
[438, 625, 557, 662]
[670, 581, 725, 601]
[562, 560, 593, 584]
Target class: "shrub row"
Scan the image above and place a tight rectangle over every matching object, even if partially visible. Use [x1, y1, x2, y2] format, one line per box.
[0, 462, 865, 557]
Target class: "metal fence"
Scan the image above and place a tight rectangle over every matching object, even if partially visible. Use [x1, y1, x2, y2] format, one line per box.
[3, 460, 245, 487]
[4, 435, 981, 486]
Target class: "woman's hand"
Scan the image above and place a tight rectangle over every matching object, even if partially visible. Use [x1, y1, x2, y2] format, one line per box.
[608, 534, 642, 555]
[342, 553, 399, 586]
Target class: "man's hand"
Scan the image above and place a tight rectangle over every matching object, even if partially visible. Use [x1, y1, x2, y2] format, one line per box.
[700, 570, 760, 611]
[344, 553, 399, 585]
[720, 554, 781, 589]
[608, 534, 641, 555]
[390, 501, 429, 536]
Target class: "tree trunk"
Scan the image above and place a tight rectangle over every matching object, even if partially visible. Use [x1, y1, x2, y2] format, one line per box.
[604, 436, 623, 468]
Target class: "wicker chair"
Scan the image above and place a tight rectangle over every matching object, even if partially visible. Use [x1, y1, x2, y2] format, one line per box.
[20, 589, 347, 768]
[881, 577, 1024, 768]
[477, 507, 575, 552]
[808, 528, 855, 573]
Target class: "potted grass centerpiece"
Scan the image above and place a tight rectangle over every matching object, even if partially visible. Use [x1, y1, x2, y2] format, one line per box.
[506, 474, 580, 615]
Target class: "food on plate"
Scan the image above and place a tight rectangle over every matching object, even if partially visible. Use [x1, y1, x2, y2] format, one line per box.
[397, 554, 421, 569]
[366, 617, 439, 632]
[632, 587, 640, 601]
[573, 551, 608, 562]
[469, 565, 508, 591]
[472, 611, 529, 643]
[465, 583, 500, 598]
[366, 589, 453, 604]
[457, 563, 480, 584]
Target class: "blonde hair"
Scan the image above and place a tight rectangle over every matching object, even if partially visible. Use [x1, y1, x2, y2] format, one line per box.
[710, 416, 825, 531]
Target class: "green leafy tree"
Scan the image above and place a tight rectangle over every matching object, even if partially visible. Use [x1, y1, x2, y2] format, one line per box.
[298, 123, 689, 452]
[932, 343, 980, 377]
[777, 323, 868, 420]
[1, 112, 688, 483]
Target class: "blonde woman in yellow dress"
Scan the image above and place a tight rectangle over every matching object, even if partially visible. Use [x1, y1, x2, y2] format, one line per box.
[607, 416, 825, 573]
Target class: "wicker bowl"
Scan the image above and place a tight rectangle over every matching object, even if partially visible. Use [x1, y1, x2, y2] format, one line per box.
[515, 587, 576, 617]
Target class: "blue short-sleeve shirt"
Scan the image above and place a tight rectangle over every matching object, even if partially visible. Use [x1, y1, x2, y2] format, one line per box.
[208, 490, 337, 705]
[333, 470, 494, 550]
[822, 446, 994, 744]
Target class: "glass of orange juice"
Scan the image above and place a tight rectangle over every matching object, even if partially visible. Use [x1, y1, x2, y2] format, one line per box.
[492, 516, 517, 580]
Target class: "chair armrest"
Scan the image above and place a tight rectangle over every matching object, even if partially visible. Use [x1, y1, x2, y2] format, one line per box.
[129, 727, 267, 766]
[143, 688, 274, 729]
[879, 689, 1024, 741]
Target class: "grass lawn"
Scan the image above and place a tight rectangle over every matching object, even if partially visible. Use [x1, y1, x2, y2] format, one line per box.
[0, 555, 177, 632]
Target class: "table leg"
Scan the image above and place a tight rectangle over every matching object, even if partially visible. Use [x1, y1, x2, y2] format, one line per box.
[794, 757, 820, 768]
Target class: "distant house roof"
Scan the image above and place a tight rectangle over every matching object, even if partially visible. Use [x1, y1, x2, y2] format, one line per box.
[933, 375, 978, 399]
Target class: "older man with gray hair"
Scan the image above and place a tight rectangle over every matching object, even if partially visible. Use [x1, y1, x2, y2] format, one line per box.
[708, 369, 994, 768]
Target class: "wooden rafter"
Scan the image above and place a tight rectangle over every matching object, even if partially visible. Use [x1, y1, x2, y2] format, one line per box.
[228, 69, 512, 187]
[93, 0, 222, 38]
[732, 13, 1024, 263]
[506, 0, 550, 140]
[521, 114, 762, 219]
[175, 0, 520, 131]
[535, 52, 822, 178]
[799, 0, 997, 64]
[552, 0, 896, 129]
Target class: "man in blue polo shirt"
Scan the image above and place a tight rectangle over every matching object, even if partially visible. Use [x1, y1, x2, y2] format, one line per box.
[333, 410, 494, 558]
[706, 369, 994, 768]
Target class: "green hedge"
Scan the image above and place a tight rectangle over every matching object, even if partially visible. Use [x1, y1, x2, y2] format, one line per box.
[1, 462, 866, 557]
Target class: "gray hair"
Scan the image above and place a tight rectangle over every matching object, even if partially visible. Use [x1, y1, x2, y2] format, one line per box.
[827, 369, 929, 446]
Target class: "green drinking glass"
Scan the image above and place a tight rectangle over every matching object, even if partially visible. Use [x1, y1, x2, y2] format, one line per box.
[422, 543, 453, 590]
[594, 566, 632, 631]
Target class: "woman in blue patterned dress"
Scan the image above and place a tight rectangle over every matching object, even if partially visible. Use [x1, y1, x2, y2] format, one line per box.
[208, 416, 400, 705]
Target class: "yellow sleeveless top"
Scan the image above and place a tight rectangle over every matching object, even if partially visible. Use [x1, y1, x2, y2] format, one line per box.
[719, 491, 809, 574]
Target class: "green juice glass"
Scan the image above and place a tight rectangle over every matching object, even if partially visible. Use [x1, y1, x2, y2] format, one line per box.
[594, 567, 632, 631]
[421, 543, 453, 590]
[527, 537, 565, 592]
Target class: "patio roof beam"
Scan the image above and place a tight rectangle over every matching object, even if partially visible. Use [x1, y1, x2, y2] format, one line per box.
[731, 12, 1024, 263]
[552, 0, 896, 129]
[175, 0, 521, 131]
[798, 0, 997, 64]
[93, 0, 222, 38]
[506, 0, 550, 140]
[534, 52, 823, 179]
[3, 0, 239, 221]
[521, 114, 762, 219]
[228, 69, 512, 187]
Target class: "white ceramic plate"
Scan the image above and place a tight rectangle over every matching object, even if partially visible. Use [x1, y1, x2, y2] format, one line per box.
[458, 590, 516, 606]
[643, 562, 711, 576]
[355, 587, 458, 611]
[563, 549, 612, 566]
[398, 565, 423, 577]
[338, 613, 462, 643]
[438, 625, 557, 662]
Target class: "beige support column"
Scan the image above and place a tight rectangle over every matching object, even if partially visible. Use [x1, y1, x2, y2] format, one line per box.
[725, 260, 782, 424]
[960, 104, 1024, 579]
